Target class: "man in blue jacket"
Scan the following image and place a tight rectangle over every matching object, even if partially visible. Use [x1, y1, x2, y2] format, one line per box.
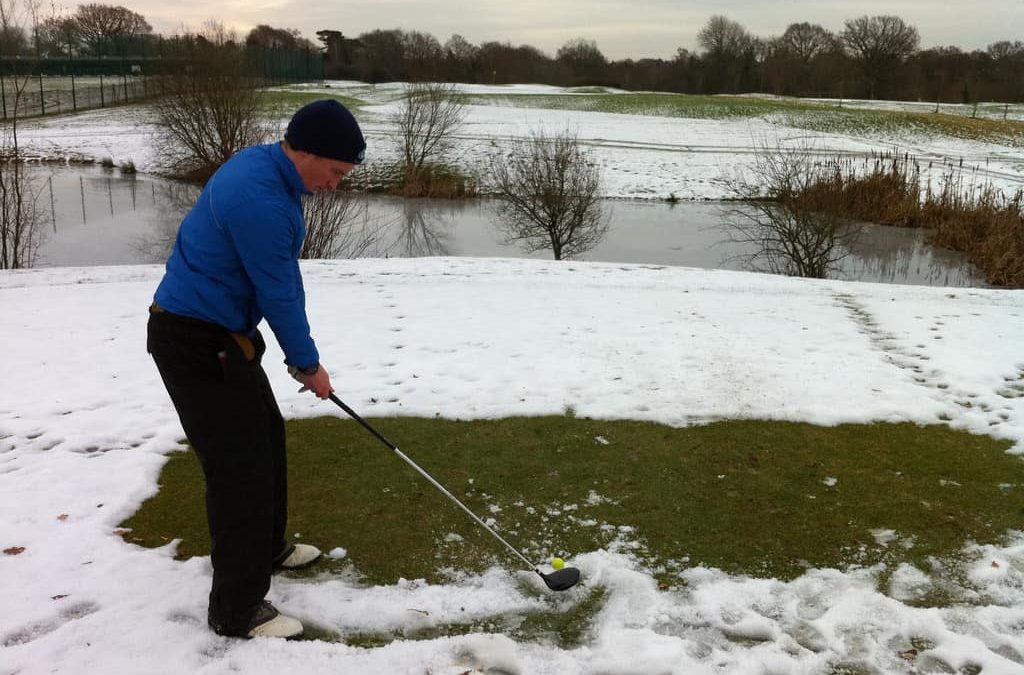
[147, 100, 365, 639]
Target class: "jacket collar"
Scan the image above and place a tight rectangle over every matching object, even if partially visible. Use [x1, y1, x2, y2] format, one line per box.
[270, 142, 311, 197]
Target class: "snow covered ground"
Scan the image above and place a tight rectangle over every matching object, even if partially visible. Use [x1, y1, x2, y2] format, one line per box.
[2, 259, 1024, 674]
[3, 82, 1024, 673]
[11, 80, 1024, 202]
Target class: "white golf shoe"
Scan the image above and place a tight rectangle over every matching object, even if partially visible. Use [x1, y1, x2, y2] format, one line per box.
[275, 543, 322, 570]
[246, 601, 303, 639]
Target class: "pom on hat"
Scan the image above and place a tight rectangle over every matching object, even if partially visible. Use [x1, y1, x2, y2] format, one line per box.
[284, 99, 366, 164]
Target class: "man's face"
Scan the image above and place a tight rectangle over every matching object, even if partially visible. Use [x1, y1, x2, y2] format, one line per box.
[294, 152, 356, 192]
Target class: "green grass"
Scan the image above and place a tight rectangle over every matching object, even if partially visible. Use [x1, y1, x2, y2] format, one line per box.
[776, 107, 1024, 146]
[461, 91, 1024, 145]
[260, 85, 1023, 145]
[122, 417, 1023, 595]
[462, 92, 816, 119]
[258, 90, 367, 117]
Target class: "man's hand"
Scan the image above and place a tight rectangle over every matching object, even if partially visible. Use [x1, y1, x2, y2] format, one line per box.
[288, 364, 333, 399]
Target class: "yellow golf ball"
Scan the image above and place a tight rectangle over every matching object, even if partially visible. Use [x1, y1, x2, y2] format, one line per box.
[552, 557, 565, 570]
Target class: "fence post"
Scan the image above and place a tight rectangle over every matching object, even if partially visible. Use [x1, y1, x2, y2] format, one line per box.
[99, 73, 105, 106]
[141, 39, 148, 99]
[70, 45, 77, 112]
[79, 176, 87, 225]
[34, 28, 44, 116]
[122, 49, 128, 101]
[48, 175, 56, 233]
[1, 70, 7, 120]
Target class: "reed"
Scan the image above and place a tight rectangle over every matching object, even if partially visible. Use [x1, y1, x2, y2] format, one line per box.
[799, 150, 1023, 287]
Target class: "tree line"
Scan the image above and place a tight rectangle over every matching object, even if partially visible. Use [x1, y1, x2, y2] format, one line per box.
[10, 5, 1022, 103]
[319, 16, 1023, 103]
[5, 4, 317, 60]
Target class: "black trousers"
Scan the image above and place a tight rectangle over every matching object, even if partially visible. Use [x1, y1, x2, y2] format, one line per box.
[147, 309, 290, 636]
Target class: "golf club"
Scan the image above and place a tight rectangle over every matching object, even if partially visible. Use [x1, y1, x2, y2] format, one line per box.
[328, 393, 581, 592]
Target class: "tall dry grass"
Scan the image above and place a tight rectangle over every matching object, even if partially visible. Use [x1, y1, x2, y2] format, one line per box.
[800, 152, 1024, 288]
[393, 164, 479, 199]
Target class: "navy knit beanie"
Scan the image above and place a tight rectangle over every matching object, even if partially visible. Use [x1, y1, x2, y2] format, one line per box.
[285, 99, 366, 164]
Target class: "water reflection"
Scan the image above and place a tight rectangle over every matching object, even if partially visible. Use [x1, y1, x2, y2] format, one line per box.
[716, 201, 861, 279]
[710, 201, 985, 287]
[132, 183, 201, 263]
[36, 165, 191, 267]
[28, 166, 989, 288]
[388, 199, 455, 257]
[838, 223, 981, 287]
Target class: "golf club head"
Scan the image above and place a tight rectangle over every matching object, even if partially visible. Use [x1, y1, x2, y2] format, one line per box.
[538, 567, 581, 591]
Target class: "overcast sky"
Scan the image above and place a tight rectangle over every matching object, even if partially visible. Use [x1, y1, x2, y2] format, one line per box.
[91, 1, 1022, 59]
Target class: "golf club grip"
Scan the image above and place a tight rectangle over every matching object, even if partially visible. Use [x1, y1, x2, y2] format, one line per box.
[327, 393, 538, 570]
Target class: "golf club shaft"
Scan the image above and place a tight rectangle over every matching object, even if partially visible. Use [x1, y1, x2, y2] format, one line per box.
[328, 393, 538, 571]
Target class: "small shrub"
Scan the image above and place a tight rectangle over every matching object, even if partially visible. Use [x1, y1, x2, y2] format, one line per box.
[100, 156, 115, 169]
[301, 189, 389, 259]
[489, 130, 609, 261]
[391, 163, 478, 199]
[152, 22, 272, 183]
[119, 160, 136, 175]
[724, 139, 862, 279]
[394, 82, 466, 181]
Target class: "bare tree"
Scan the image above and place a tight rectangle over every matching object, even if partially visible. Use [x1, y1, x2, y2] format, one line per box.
[38, 15, 75, 55]
[780, 23, 833, 64]
[356, 28, 406, 81]
[0, 21, 25, 51]
[476, 41, 561, 85]
[761, 23, 837, 96]
[842, 15, 920, 99]
[987, 40, 1024, 103]
[301, 190, 386, 259]
[62, 3, 151, 55]
[443, 33, 478, 80]
[402, 30, 444, 81]
[697, 15, 757, 93]
[444, 33, 477, 62]
[0, 157, 49, 268]
[152, 21, 273, 182]
[0, 0, 52, 269]
[393, 81, 466, 180]
[557, 37, 607, 84]
[723, 140, 860, 279]
[489, 130, 608, 261]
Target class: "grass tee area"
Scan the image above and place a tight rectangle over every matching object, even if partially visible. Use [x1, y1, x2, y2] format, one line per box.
[123, 416, 1023, 602]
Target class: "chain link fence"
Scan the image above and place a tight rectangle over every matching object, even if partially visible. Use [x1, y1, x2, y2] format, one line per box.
[0, 45, 322, 120]
[0, 74, 151, 118]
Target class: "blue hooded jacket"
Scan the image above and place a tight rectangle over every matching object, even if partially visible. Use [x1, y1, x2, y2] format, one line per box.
[154, 142, 319, 370]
